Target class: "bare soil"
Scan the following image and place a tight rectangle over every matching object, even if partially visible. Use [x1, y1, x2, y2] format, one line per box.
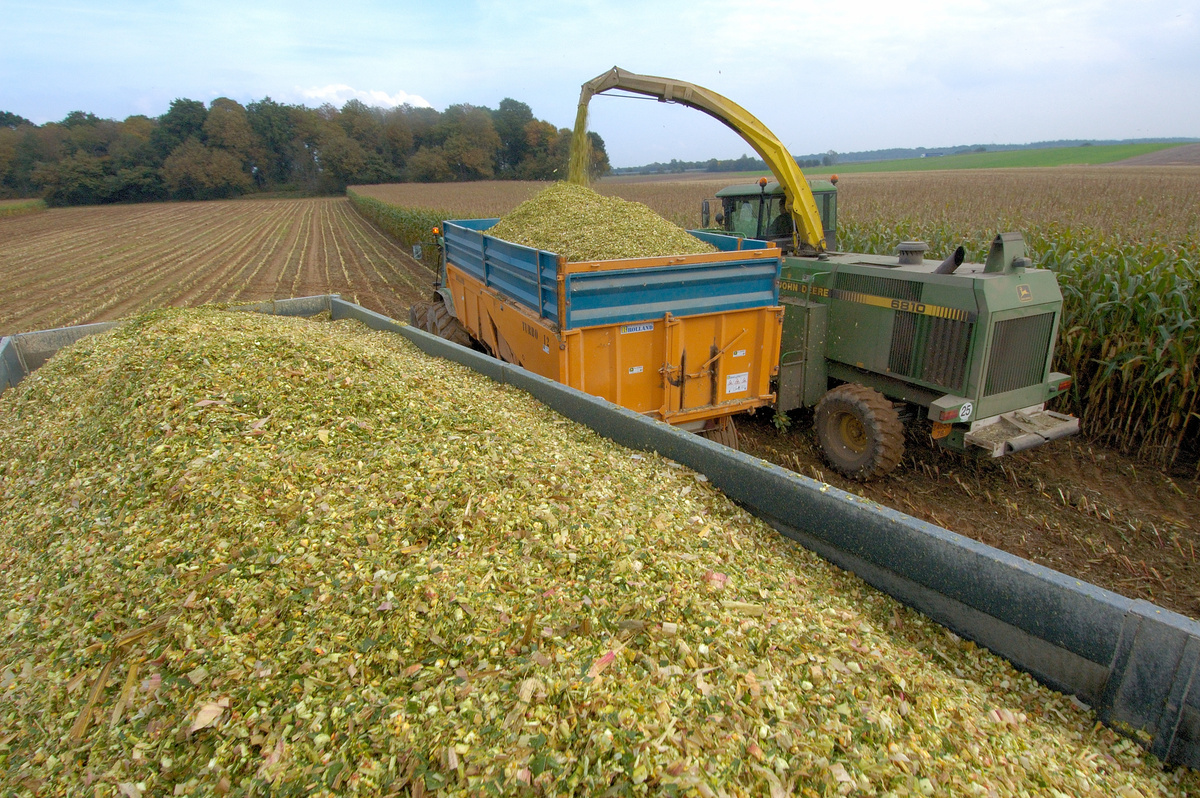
[1107, 143, 1200, 166]
[736, 409, 1200, 620]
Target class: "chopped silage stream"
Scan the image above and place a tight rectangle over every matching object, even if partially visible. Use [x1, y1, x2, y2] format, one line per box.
[0, 310, 1195, 797]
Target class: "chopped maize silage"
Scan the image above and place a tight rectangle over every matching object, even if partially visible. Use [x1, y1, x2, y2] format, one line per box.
[487, 182, 716, 262]
[0, 308, 1196, 798]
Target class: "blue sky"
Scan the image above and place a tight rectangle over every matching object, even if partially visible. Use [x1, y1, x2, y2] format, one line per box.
[2, 0, 1197, 167]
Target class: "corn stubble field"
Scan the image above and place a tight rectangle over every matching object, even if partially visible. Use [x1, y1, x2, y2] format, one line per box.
[0, 197, 431, 335]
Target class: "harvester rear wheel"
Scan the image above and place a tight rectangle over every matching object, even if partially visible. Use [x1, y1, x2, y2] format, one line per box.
[702, 416, 740, 450]
[408, 301, 433, 328]
[814, 384, 904, 480]
[429, 300, 474, 348]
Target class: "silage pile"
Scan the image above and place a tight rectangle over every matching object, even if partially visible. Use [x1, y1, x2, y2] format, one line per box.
[0, 308, 1196, 797]
[487, 182, 716, 262]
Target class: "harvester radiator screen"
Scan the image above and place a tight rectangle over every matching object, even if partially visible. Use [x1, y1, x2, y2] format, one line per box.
[889, 314, 973, 393]
[834, 273, 923, 303]
[985, 313, 1056, 397]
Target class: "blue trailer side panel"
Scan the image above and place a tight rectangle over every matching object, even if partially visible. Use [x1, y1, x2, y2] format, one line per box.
[443, 220, 560, 326]
[687, 230, 772, 251]
[564, 258, 780, 329]
[441, 220, 780, 332]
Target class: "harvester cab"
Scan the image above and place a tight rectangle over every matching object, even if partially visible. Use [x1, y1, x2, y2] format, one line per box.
[706, 179, 839, 252]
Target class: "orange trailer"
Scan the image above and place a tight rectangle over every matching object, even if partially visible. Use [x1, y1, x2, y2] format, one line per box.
[427, 220, 784, 446]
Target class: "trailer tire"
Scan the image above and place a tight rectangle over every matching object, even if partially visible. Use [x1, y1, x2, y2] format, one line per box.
[702, 416, 740, 450]
[429, 300, 474, 349]
[814, 384, 904, 480]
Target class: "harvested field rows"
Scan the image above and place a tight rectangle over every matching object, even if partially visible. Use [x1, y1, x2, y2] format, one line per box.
[0, 197, 431, 336]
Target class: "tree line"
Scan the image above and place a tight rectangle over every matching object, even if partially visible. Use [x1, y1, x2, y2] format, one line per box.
[611, 152, 828, 176]
[0, 97, 610, 206]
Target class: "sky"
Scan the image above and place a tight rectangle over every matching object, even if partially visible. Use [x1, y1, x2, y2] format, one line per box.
[2, 0, 1197, 168]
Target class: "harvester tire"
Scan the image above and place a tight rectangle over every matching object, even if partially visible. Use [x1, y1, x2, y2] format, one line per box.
[429, 301, 474, 349]
[408, 301, 433, 328]
[814, 384, 904, 480]
[702, 416, 740, 450]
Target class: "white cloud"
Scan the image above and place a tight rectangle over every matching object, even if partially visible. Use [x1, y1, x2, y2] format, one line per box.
[298, 85, 433, 109]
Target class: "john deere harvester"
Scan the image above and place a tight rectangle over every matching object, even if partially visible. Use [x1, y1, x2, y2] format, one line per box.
[577, 68, 1078, 479]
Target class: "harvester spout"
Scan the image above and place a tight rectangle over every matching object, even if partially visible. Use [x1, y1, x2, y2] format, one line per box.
[575, 66, 827, 253]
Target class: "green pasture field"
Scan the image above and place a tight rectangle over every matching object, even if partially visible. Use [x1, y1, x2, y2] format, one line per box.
[805, 143, 1183, 174]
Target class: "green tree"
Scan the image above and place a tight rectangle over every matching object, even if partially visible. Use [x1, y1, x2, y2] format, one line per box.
[32, 153, 107, 205]
[405, 146, 452, 182]
[204, 98, 255, 158]
[109, 116, 157, 172]
[0, 127, 22, 197]
[0, 111, 33, 129]
[492, 98, 533, 175]
[246, 97, 299, 186]
[60, 111, 101, 129]
[161, 138, 252, 200]
[316, 131, 370, 191]
[514, 120, 569, 180]
[380, 107, 414, 170]
[105, 165, 165, 203]
[404, 105, 444, 150]
[437, 104, 501, 180]
[586, 131, 610, 180]
[336, 100, 400, 184]
[152, 99, 208, 159]
[10, 124, 69, 196]
[338, 99, 383, 152]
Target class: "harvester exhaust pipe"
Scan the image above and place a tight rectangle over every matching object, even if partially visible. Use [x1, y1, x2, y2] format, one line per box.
[935, 246, 966, 275]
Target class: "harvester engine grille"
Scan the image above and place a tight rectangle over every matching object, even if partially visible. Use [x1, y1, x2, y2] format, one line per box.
[889, 314, 973, 393]
[985, 312, 1056, 397]
[835, 273, 923, 303]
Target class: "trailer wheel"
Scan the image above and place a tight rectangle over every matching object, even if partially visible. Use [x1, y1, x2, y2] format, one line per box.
[702, 416, 740, 450]
[814, 384, 904, 480]
[408, 301, 433, 328]
[428, 300, 474, 348]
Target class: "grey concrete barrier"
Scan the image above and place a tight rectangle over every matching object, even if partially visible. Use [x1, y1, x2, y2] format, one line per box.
[0, 321, 122, 393]
[1, 296, 1196, 768]
[231, 294, 338, 318]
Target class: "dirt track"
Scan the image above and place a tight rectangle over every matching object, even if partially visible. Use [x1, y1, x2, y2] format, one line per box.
[738, 411, 1200, 620]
